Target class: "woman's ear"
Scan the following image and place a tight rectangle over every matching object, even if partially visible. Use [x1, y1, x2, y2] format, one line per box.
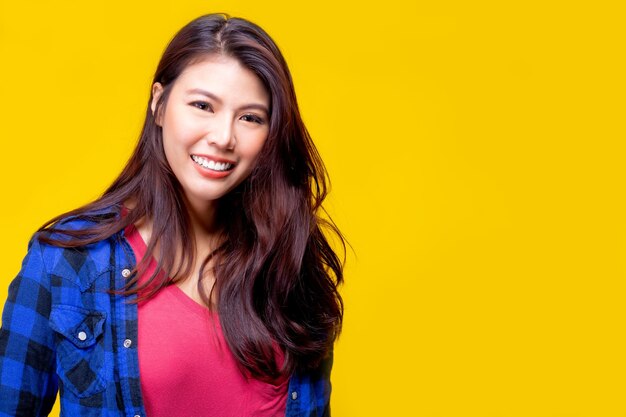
[151, 82, 164, 126]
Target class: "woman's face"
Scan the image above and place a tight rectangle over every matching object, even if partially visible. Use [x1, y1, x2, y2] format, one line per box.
[151, 54, 270, 211]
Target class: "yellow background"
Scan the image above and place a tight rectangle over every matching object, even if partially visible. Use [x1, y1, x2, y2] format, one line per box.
[1, 0, 625, 416]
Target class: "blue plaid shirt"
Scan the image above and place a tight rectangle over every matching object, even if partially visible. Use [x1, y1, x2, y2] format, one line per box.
[0, 213, 332, 416]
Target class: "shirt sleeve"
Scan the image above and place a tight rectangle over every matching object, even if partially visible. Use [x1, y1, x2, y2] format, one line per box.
[0, 236, 58, 416]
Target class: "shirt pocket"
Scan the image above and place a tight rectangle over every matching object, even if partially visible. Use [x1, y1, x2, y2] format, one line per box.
[49, 304, 108, 398]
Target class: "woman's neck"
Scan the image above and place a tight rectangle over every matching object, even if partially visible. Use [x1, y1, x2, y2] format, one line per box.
[184, 196, 221, 244]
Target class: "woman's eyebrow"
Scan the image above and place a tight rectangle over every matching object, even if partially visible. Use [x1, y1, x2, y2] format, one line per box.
[186, 88, 269, 114]
[187, 88, 222, 102]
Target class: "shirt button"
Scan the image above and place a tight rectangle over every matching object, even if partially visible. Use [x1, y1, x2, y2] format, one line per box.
[77, 331, 87, 341]
[291, 391, 298, 400]
[123, 339, 132, 348]
[122, 268, 131, 278]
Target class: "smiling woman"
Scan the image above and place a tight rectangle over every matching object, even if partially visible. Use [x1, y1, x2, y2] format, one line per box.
[0, 13, 344, 417]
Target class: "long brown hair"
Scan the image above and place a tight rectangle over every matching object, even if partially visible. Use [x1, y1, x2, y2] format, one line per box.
[38, 13, 344, 379]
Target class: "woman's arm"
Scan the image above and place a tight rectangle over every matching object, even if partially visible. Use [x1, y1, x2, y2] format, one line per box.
[0, 236, 58, 416]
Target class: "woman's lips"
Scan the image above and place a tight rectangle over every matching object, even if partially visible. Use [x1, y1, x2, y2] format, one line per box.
[190, 154, 235, 178]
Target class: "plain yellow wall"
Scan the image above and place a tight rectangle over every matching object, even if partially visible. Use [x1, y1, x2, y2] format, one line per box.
[1, 0, 625, 416]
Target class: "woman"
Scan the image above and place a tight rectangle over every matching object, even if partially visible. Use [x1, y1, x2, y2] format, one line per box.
[0, 13, 344, 417]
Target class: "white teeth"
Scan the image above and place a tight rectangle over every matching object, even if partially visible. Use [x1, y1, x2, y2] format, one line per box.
[191, 155, 233, 171]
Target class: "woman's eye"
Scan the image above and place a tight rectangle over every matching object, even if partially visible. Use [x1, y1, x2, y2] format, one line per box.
[240, 114, 264, 124]
[191, 101, 212, 112]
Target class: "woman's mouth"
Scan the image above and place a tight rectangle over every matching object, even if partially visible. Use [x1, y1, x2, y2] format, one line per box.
[191, 155, 235, 172]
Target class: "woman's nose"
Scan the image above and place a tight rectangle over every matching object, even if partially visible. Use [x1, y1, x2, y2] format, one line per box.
[207, 115, 236, 149]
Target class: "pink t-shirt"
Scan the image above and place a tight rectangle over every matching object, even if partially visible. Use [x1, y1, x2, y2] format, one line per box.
[125, 223, 288, 417]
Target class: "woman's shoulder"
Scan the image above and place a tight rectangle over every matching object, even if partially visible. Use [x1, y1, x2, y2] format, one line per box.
[35, 205, 122, 243]
[31, 205, 126, 286]
[50, 205, 122, 232]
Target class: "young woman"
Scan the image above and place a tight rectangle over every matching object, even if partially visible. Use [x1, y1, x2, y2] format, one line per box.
[0, 13, 344, 417]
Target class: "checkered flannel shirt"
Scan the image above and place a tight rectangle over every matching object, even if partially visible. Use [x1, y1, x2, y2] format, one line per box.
[0, 212, 333, 416]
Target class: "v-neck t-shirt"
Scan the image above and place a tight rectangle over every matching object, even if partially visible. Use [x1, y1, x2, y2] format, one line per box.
[124, 223, 288, 417]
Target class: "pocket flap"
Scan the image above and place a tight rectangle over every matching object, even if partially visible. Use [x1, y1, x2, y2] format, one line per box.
[50, 304, 106, 348]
